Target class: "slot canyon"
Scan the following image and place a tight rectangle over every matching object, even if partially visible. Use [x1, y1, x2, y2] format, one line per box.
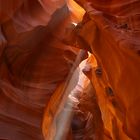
[0, 0, 140, 140]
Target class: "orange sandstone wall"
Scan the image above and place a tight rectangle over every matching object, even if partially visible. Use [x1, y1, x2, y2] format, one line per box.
[76, 0, 140, 139]
[0, 1, 79, 140]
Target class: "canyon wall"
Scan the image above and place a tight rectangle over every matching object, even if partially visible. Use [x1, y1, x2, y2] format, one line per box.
[0, 0, 79, 139]
[75, 0, 140, 140]
[0, 0, 140, 140]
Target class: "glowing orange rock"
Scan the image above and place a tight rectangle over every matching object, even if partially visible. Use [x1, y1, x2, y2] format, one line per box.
[75, 0, 140, 139]
[67, 0, 85, 23]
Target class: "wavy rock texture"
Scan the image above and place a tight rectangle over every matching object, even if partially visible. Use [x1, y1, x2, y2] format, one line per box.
[0, 1, 80, 140]
[67, 0, 85, 23]
[0, 0, 65, 32]
[74, 0, 140, 140]
[0, 0, 140, 140]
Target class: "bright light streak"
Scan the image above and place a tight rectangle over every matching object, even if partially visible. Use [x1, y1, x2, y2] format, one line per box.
[42, 52, 97, 140]
[72, 22, 78, 26]
[54, 56, 91, 140]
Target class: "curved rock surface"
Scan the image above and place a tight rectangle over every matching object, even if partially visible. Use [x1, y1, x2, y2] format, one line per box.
[0, 1, 79, 140]
[74, 0, 140, 140]
[0, 0, 140, 140]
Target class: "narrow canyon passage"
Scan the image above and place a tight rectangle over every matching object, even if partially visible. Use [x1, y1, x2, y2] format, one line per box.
[0, 0, 140, 140]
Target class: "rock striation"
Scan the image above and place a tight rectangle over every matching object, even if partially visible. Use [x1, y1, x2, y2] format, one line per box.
[0, 0, 140, 140]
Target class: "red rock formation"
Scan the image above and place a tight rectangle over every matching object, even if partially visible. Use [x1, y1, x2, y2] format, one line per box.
[0, 0, 140, 140]
[73, 0, 140, 140]
[67, 0, 85, 23]
[0, 1, 80, 140]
